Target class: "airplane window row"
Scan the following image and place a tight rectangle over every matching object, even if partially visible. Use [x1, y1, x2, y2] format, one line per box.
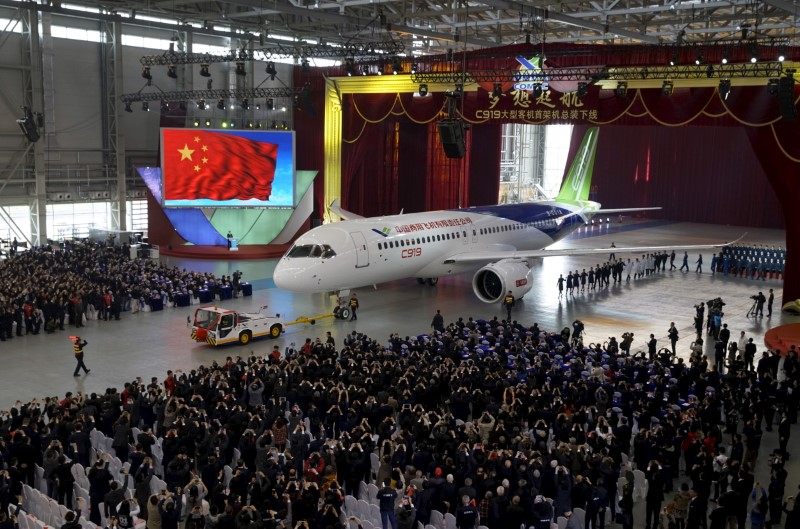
[478, 221, 547, 236]
[377, 231, 467, 250]
[286, 244, 337, 259]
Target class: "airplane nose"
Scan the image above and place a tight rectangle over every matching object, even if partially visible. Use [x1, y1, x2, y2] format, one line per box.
[273, 261, 294, 290]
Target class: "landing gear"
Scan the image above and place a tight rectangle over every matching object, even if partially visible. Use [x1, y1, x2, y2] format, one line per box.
[416, 277, 439, 286]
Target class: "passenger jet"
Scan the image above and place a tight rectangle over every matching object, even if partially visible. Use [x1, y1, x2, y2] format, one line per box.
[273, 128, 736, 303]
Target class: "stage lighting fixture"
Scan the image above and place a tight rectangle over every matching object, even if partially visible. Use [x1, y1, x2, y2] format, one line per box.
[616, 82, 628, 97]
[391, 57, 403, 74]
[241, 98, 250, 110]
[217, 99, 225, 110]
[248, 121, 254, 128]
[721, 51, 729, 64]
[669, 53, 678, 66]
[492, 83, 503, 98]
[301, 58, 310, 73]
[779, 52, 786, 62]
[160, 101, 169, 112]
[221, 121, 228, 128]
[197, 99, 207, 110]
[768, 78, 779, 95]
[532, 83, 543, 97]
[270, 120, 277, 129]
[199, 63, 210, 77]
[193, 120, 200, 127]
[344, 58, 355, 76]
[576, 82, 588, 98]
[750, 46, 759, 63]
[167, 64, 177, 78]
[255, 102, 261, 110]
[418, 83, 429, 96]
[124, 102, 132, 113]
[695, 53, 703, 65]
[204, 119, 211, 127]
[235, 61, 246, 76]
[256, 121, 262, 129]
[661, 80, 674, 96]
[281, 121, 288, 130]
[141, 66, 152, 80]
[718, 79, 731, 100]
[229, 121, 235, 128]
[266, 98, 274, 110]
[361, 65, 369, 76]
[142, 101, 150, 111]
[411, 63, 418, 74]
[266, 61, 277, 80]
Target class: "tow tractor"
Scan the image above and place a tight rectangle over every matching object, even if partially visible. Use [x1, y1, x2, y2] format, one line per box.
[191, 305, 345, 347]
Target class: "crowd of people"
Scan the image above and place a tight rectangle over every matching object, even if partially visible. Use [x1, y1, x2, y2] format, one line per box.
[0, 241, 238, 342]
[717, 245, 786, 280]
[0, 309, 798, 529]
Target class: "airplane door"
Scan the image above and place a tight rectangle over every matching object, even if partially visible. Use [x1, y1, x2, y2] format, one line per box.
[463, 230, 468, 245]
[349, 231, 369, 268]
[472, 228, 478, 244]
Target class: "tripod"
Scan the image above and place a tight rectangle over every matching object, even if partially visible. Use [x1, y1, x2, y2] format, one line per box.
[746, 300, 758, 318]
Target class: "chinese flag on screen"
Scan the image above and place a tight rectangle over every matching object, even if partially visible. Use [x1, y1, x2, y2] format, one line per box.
[162, 130, 278, 201]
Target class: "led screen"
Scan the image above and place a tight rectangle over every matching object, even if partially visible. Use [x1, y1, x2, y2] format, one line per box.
[160, 128, 295, 207]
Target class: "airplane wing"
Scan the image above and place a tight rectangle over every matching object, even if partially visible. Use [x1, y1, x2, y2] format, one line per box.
[442, 234, 746, 264]
[593, 207, 662, 214]
[328, 199, 365, 221]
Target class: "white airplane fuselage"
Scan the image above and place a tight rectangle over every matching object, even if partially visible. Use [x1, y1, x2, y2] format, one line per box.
[273, 200, 598, 293]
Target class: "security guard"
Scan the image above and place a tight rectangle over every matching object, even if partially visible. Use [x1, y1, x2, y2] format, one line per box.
[72, 336, 90, 376]
[502, 290, 515, 320]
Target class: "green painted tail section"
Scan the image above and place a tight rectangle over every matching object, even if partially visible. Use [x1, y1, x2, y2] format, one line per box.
[555, 127, 599, 203]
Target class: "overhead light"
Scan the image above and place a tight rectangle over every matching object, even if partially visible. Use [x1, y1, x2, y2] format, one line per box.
[217, 99, 225, 110]
[196, 99, 206, 110]
[271, 120, 277, 129]
[616, 81, 628, 97]
[721, 51, 729, 64]
[229, 121, 235, 128]
[391, 57, 403, 74]
[124, 102, 132, 113]
[778, 52, 786, 62]
[750, 45, 759, 63]
[661, 80, 674, 96]
[492, 83, 502, 98]
[718, 79, 731, 100]
[361, 65, 369, 76]
[221, 121, 228, 128]
[418, 83, 429, 96]
[255, 102, 261, 110]
[199, 63, 210, 77]
[167, 64, 177, 78]
[411, 63, 418, 75]
[695, 53, 703, 65]
[247, 121, 254, 128]
[142, 101, 150, 111]
[193, 120, 200, 127]
[301, 58, 310, 73]
[241, 99, 250, 110]
[669, 53, 678, 66]
[235, 61, 246, 76]
[256, 121, 262, 129]
[344, 58, 355, 76]
[141, 66, 152, 80]
[266, 98, 274, 110]
[204, 119, 211, 127]
[576, 82, 588, 98]
[266, 61, 277, 80]
[230, 103, 235, 110]
[160, 100, 169, 112]
[768, 78, 779, 95]
[281, 121, 288, 130]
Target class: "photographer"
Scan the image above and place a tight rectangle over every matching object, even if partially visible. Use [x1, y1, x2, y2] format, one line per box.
[755, 291, 766, 318]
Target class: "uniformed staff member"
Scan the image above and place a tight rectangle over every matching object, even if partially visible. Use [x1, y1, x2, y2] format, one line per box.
[455, 495, 479, 529]
[349, 293, 359, 321]
[72, 336, 90, 376]
[502, 291, 515, 320]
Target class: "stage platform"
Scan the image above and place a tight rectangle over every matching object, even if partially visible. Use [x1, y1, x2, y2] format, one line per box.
[158, 243, 291, 260]
[765, 323, 800, 354]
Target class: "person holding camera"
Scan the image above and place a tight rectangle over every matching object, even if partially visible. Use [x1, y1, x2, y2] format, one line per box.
[755, 291, 766, 317]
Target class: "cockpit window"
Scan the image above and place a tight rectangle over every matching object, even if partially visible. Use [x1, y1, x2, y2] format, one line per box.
[287, 244, 336, 259]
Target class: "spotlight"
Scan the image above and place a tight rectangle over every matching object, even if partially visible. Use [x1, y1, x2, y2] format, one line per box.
[235, 61, 246, 76]
[721, 52, 729, 65]
[669, 53, 678, 66]
[255, 102, 261, 110]
[204, 119, 211, 127]
[266, 98, 274, 110]
[778, 49, 786, 62]
[532, 83, 543, 97]
[750, 46, 759, 63]
[271, 120, 277, 129]
[241, 99, 250, 110]
[301, 58, 310, 73]
[196, 99, 206, 110]
[124, 102, 132, 113]
[418, 83, 428, 96]
[193, 120, 200, 127]
[266, 61, 277, 80]
[248, 121, 254, 128]
[256, 121, 262, 129]
[767, 78, 779, 95]
[718, 79, 731, 100]
[661, 80, 674, 96]
[706, 65, 714, 78]
[217, 99, 225, 110]
[616, 81, 628, 97]
[361, 65, 369, 76]
[142, 101, 150, 111]
[282, 121, 288, 130]
[411, 63, 418, 75]
[167, 64, 177, 78]
[576, 82, 588, 98]
[160, 100, 169, 112]
[695, 53, 703, 65]
[141, 66, 152, 80]
[221, 121, 228, 128]
[199, 63, 210, 77]
[492, 83, 502, 98]
[344, 58, 355, 76]
[391, 57, 403, 74]
[229, 121, 235, 128]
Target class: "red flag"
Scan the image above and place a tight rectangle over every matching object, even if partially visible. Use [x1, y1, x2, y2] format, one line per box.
[162, 130, 278, 201]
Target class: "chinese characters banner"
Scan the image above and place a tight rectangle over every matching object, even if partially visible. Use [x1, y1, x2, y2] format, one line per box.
[465, 85, 600, 124]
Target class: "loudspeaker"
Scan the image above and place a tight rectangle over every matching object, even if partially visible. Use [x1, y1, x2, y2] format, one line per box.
[437, 119, 466, 159]
[778, 77, 796, 121]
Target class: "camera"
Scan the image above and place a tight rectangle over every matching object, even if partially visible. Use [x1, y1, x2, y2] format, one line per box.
[750, 295, 759, 301]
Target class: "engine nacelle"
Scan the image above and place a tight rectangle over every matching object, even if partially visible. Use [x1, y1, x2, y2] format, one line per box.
[472, 259, 533, 303]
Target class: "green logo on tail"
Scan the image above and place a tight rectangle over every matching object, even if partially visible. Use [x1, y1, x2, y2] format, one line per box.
[555, 127, 598, 203]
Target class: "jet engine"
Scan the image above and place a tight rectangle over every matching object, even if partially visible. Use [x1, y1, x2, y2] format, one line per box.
[472, 259, 533, 303]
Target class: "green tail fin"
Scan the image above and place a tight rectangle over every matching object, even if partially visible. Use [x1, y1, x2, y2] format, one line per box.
[555, 127, 599, 203]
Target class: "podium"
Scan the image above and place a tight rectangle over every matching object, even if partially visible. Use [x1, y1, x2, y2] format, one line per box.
[229, 238, 239, 251]
[241, 283, 252, 296]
